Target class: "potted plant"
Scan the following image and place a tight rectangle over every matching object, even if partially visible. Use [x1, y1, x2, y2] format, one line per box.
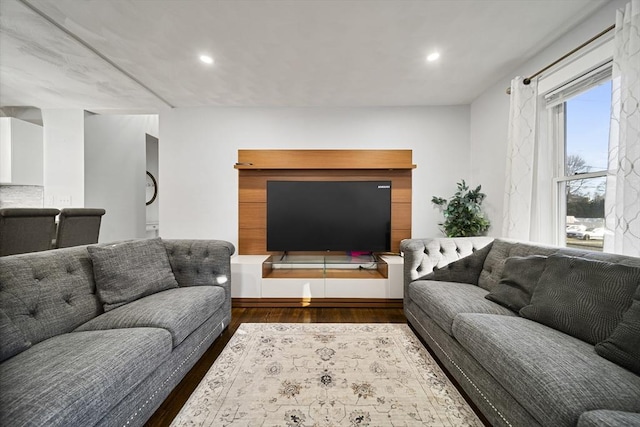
[432, 180, 490, 237]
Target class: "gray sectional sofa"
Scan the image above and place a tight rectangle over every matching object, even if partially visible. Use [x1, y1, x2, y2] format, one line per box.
[401, 237, 640, 427]
[0, 237, 235, 427]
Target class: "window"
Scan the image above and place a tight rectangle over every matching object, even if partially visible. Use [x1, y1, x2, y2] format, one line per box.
[549, 67, 612, 251]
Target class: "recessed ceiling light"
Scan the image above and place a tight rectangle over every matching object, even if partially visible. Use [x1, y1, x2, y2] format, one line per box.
[426, 52, 440, 62]
[199, 55, 214, 65]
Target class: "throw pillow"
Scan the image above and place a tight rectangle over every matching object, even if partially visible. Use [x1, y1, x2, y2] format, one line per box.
[595, 285, 640, 375]
[88, 238, 179, 311]
[424, 242, 493, 285]
[485, 255, 547, 312]
[0, 310, 31, 362]
[519, 254, 640, 345]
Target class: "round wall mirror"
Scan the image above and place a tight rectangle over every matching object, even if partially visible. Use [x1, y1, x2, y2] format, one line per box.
[146, 171, 158, 205]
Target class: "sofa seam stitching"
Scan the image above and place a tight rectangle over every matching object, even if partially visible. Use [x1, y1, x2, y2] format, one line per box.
[408, 311, 513, 427]
[122, 318, 227, 426]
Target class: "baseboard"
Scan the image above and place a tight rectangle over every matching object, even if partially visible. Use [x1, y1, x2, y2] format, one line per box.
[232, 297, 403, 308]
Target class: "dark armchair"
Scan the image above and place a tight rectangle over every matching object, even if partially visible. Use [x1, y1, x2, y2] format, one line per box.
[55, 208, 106, 248]
[0, 208, 60, 256]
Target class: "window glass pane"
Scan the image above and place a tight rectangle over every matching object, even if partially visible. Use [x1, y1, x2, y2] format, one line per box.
[565, 80, 612, 175]
[565, 176, 606, 251]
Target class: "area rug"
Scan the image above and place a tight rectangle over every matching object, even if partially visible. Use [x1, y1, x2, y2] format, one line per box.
[171, 323, 482, 426]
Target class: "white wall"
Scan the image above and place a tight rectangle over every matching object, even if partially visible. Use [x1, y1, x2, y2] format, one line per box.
[0, 117, 43, 186]
[85, 114, 158, 243]
[42, 109, 84, 207]
[160, 106, 470, 248]
[469, 0, 626, 236]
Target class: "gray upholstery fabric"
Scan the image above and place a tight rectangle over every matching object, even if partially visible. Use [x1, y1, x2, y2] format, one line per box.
[76, 286, 225, 347]
[402, 236, 640, 427]
[520, 254, 640, 345]
[408, 280, 516, 335]
[452, 314, 640, 427]
[0, 245, 101, 347]
[164, 239, 234, 322]
[405, 299, 539, 427]
[479, 238, 640, 292]
[0, 310, 30, 362]
[94, 309, 230, 427]
[0, 238, 234, 427]
[596, 285, 640, 375]
[423, 242, 493, 286]
[577, 410, 640, 427]
[0, 328, 172, 427]
[485, 255, 547, 312]
[88, 238, 179, 311]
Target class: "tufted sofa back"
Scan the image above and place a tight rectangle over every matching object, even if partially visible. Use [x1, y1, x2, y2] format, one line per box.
[400, 236, 494, 284]
[0, 239, 236, 357]
[401, 237, 640, 295]
[0, 246, 102, 349]
[163, 239, 235, 319]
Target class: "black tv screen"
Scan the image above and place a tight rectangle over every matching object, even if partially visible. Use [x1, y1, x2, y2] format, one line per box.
[267, 181, 391, 252]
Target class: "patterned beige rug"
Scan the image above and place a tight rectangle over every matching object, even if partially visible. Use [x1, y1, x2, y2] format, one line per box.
[171, 323, 482, 426]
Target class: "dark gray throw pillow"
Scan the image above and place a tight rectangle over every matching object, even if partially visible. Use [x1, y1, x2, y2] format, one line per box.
[485, 255, 547, 312]
[88, 238, 179, 311]
[595, 285, 640, 375]
[519, 254, 640, 345]
[424, 242, 493, 285]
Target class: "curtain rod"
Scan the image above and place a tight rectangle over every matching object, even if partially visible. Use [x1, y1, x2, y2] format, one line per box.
[506, 24, 615, 95]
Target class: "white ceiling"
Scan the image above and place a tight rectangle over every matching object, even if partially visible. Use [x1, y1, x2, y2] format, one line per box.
[0, 0, 609, 112]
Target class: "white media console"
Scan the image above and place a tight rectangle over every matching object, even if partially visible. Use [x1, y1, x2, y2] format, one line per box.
[230, 254, 403, 306]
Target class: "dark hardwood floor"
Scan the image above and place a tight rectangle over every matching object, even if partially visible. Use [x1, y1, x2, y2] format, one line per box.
[145, 307, 406, 426]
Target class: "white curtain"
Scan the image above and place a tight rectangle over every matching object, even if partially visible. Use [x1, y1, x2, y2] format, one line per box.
[604, 0, 640, 256]
[503, 77, 553, 242]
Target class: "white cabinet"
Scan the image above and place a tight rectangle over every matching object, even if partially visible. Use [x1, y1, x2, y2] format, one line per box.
[231, 255, 269, 298]
[231, 254, 404, 303]
[262, 278, 325, 298]
[0, 118, 43, 185]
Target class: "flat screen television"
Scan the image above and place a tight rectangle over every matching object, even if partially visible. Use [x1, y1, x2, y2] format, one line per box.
[266, 180, 391, 252]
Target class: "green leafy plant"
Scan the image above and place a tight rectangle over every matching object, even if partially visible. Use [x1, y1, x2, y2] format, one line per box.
[432, 180, 490, 237]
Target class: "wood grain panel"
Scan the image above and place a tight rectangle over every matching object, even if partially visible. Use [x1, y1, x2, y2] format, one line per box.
[391, 229, 411, 253]
[238, 228, 266, 254]
[237, 150, 414, 255]
[238, 173, 267, 203]
[392, 202, 411, 230]
[239, 203, 265, 229]
[237, 149, 415, 170]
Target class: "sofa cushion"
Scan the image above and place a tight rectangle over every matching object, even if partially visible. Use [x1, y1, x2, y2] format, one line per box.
[519, 254, 640, 345]
[424, 242, 493, 286]
[408, 280, 516, 335]
[0, 328, 172, 427]
[0, 310, 30, 362]
[595, 284, 640, 375]
[452, 314, 640, 427]
[75, 286, 225, 347]
[577, 410, 640, 427]
[485, 255, 547, 312]
[88, 238, 179, 311]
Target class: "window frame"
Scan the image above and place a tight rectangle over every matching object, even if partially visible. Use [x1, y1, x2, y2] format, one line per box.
[548, 66, 611, 248]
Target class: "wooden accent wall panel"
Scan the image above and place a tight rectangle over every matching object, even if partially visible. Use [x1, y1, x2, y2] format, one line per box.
[237, 150, 414, 255]
[236, 149, 415, 170]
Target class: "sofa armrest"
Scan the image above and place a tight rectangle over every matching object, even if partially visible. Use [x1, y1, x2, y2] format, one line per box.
[400, 237, 494, 299]
[163, 239, 236, 316]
